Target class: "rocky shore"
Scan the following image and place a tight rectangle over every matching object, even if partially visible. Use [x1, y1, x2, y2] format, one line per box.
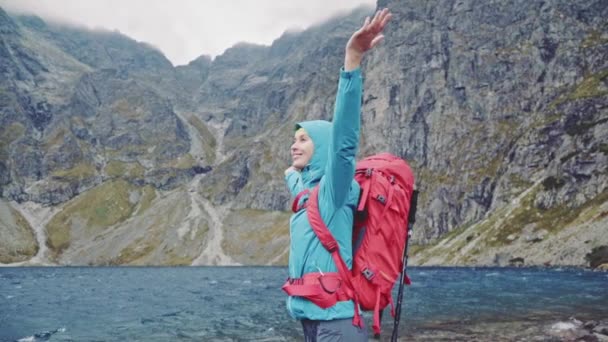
[389, 315, 608, 341]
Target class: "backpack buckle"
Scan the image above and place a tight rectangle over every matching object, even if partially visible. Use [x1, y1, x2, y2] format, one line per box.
[288, 277, 303, 285]
[390, 175, 396, 184]
[365, 168, 373, 178]
[325, 241, 338, 253]
[362, 268, 375, 280]
[376, 194, 386, 205]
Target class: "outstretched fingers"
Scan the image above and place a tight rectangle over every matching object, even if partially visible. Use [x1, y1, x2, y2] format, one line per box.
[369, 35, 385, 49]
[380, 10, 392, 27]
[354, 16, 371, 37]
[360, 8, 390, 35]
[372, 8, 391, 33]
[370, 8, 383, 27]
[347, 7, 392, 57]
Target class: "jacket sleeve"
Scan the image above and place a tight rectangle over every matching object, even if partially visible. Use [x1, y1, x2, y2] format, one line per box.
[321, 67, 362, 210]
[285, 170, 304, 197]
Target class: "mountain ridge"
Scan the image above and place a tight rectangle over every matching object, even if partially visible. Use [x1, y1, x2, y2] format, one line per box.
[0, 0, 606, 267]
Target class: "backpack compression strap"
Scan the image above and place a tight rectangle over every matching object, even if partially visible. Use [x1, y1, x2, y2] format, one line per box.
[307, 185, 363, 328]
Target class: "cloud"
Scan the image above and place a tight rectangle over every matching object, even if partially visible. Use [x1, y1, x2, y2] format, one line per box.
[0, 0, 376, 66]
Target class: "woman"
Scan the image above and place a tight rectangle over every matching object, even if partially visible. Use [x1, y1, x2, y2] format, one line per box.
[282, 8, 392, 342]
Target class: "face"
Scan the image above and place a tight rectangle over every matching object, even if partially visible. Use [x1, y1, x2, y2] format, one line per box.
[291, 128, 314, 169]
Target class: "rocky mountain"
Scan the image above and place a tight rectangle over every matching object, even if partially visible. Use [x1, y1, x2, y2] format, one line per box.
[0, 0, 606, 268]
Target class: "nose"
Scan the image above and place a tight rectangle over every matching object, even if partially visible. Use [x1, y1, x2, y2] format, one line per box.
[291, 142, 298, 152]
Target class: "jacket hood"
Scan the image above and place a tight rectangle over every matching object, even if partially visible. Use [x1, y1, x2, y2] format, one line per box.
[295, 120, 331, 185]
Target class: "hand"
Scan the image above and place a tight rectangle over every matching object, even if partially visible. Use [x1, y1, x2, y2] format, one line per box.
[285, 166, 300, 176]
[345, 8, 392, 70]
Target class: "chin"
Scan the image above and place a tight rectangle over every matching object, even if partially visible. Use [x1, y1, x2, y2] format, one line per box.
[292, 161, 305, 169]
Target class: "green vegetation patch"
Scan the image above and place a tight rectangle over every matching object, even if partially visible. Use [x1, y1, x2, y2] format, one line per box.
[581, 29, 608, 49]
[468, 155, 503, 186]
[44, 127, 67, 148]
[509, 173, 534, 190]
[532, 112, 562, 129]
[417, 205, 503, 261]
[222, 209, 291, 265]
[162, 225, 209, 266]
[408, 244, 425, 257]
[569, 190, 608, 225]
[416, 167, 452, 186]
[494, 42, 533, 56]
[187, 116, 216, 164]
[109, 191, 208, 265]
[0, 122, 25, 159]
[490, 185, 608, 247]
[552, 69, 608, 109]
[485, 185, 540, 246]
[568, 69, 608, 100]
[135, 185, 157, 216]
[46, 180, 139, 256]
[110, 236, 160, 265]
[437, 220, 488, 264]
[442, 221, 475, 245]
[104, 160, 145, 179]
[414, 182, 608, 262]
[415, 167, 452, 206]
[164, 153, 196, 170]
[112, 99, 144, 120]
[200, 155, 238, 201]
[247, 145, 276, 185]
[0, 205, 39, 263]
[51, 162, 96, 181]
[105, 144, 148, 159]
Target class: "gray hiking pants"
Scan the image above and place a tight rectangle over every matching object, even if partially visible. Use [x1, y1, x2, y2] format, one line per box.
[301, 318, 368, 342]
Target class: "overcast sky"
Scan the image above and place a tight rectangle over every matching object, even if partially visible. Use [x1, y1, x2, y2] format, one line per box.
[0, 0, 377, 66]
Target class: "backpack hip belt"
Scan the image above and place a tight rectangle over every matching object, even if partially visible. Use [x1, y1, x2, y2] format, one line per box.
[281, 272, 352, 309]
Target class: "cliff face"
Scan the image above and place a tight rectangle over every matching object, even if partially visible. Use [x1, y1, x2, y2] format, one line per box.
[0, 1, 606, 266]
[364, 0, 608, 265]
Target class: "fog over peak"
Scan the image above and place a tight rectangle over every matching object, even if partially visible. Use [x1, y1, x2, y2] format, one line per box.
[0, 0, 376, 66]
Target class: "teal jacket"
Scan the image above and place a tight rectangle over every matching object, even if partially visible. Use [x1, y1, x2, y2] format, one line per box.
[284, 67, 362, 320]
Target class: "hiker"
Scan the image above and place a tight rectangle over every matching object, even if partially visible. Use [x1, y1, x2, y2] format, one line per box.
[282, 8, 392, 341]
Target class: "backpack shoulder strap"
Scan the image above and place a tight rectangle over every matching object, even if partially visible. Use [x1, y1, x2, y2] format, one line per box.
[306, 186, 339, 252]
[355, 168, 373, 211]
[291, 189, 310, 212]
[306, 185, 362, 328]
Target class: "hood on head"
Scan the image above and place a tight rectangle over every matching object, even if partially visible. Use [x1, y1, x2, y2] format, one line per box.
[295, 120, 331, 184]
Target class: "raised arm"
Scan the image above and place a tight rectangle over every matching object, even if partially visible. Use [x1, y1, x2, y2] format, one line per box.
[323, 9, 392, 208]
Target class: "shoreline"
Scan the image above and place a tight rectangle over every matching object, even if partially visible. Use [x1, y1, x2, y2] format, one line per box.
[2, 264, 607, 271]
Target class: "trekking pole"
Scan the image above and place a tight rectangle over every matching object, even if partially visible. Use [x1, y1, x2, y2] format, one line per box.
[391, 189, 418, 342]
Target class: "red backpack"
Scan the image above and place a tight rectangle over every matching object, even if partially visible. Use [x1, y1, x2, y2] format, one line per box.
[283, 153, 416, 336]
